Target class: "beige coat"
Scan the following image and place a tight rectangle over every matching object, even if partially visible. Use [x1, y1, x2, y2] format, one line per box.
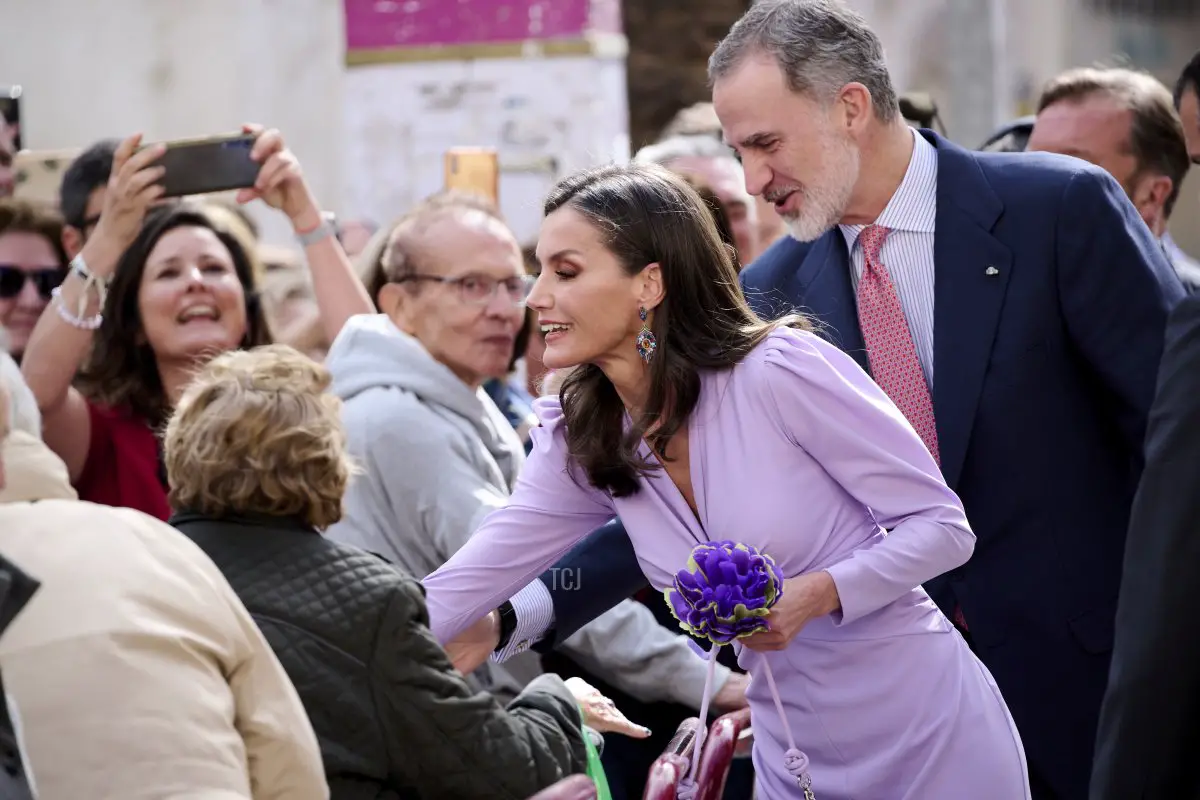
[0, 431, 328, 799]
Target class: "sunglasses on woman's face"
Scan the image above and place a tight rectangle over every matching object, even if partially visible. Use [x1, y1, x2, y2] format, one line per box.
[0, 264, 67, 300]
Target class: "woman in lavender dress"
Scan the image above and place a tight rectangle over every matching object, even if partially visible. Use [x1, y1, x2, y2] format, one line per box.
[421, 164, 1029, 799]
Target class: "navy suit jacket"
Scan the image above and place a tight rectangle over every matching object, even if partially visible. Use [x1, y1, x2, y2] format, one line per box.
[539, 131, 1182, 797]
[532, 519, 643, 653]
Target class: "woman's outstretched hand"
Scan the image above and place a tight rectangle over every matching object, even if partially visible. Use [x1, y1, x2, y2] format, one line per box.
[742, 571, 841, 652]
[565, 677, 651, 739]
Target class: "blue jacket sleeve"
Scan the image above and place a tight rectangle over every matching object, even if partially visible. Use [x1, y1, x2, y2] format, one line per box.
[1055, 167, 1184, 462]
[533, 518, 649, 652]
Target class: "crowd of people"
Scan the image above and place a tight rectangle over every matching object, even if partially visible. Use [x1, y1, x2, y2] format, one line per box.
[1, 0, 1200, 798]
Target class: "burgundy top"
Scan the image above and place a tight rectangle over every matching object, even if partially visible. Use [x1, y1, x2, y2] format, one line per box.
[74, 401, 170, 521]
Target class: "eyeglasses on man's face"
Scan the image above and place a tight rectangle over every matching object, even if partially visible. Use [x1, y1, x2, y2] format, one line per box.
[396, 272, 533, 306]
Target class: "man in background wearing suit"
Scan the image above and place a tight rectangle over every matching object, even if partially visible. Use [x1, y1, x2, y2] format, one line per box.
[1090, 49, 1200, 800]
[450, 3, 1182, 797]
[1025, 66, 1198, 288]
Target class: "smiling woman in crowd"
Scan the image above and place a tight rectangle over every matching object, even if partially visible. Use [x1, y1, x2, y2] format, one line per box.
[0, 199, 67, 363]
[18, 127, 372, 519]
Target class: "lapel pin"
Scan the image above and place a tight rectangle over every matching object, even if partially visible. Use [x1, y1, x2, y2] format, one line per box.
[985, 266, 1000, 276]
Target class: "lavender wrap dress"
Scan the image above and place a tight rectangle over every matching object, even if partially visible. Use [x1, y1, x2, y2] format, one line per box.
[423, 328, 1030, 799]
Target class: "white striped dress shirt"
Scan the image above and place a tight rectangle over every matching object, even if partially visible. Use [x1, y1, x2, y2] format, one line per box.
[839, 129, 938, 388]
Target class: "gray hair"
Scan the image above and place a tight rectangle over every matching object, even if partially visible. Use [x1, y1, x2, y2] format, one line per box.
[633, 135, 739, 167]
[709, 0, 899, 122]
[0, 350, 41, 438]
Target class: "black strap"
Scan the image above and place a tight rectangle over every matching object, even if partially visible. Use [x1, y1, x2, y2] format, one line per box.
[493, 600, 517, 653]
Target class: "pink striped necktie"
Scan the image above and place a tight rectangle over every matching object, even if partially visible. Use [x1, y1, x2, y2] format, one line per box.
[855, 224, 941, 465]
[857, 226, 965, 630]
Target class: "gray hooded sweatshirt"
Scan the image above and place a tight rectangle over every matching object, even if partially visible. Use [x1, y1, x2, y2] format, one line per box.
[325, 314, 540, 699]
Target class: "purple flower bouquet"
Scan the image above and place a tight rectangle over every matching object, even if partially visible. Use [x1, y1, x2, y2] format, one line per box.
[664, 540, 785, 644]
[665, 540, 816, 800]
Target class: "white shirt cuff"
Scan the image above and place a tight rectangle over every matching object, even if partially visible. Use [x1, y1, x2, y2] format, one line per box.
[492, 579, 555, 663]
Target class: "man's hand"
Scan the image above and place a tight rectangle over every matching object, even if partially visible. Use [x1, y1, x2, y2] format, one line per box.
[444, 610, 500, 674]
[742, 571, 841, 652]
[712, 672, 750, 713]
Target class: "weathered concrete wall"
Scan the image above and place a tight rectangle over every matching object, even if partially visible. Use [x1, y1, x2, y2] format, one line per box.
[0, 0, 346, 247]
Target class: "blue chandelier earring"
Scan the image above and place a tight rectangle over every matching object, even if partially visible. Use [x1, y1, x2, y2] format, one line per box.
[636, 307, 657, 363]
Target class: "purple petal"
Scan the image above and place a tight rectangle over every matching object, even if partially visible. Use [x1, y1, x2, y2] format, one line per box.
[667, 591, 692, 622]
[665, 542, 787, 644]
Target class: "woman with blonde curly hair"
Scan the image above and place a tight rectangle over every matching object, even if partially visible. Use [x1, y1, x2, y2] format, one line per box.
[163, 344, 618, 800]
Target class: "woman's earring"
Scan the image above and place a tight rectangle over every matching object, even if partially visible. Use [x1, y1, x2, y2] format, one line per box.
[636, 306, 657, 364]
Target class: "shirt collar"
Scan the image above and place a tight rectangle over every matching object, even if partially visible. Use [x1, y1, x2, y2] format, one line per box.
[840, 128, 938, 251]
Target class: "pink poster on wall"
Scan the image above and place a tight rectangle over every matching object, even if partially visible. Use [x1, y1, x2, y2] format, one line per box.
[344, 0, 620, 53]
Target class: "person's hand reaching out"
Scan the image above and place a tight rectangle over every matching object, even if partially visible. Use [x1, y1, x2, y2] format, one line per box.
[565, 677, 651, 739]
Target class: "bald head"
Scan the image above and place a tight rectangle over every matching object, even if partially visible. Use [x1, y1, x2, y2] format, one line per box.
[376, 191, 527, 388]
[384, 206, 516, 290]
[382, 190, 512, 286]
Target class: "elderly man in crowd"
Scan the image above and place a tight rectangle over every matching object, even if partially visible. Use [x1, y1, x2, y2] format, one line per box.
[633, 135, 761, 264]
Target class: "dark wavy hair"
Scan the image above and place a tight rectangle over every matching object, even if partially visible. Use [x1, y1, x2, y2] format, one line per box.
[77, 201, 272, 428]
[548, 163, 808, 496]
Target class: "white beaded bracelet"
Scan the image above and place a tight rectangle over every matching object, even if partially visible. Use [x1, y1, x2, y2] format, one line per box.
[50, 286, 103, 330]
[51, 254, 110, 330]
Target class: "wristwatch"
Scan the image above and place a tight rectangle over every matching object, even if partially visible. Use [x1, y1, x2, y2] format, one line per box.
[493, 601, 518, 653]
[295, 211, 337, 247]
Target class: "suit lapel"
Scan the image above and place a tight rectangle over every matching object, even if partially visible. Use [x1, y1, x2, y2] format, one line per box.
[784, 233, 869, 372]
[757, 134, 1011, 490]
[928, 134, 1013, 489]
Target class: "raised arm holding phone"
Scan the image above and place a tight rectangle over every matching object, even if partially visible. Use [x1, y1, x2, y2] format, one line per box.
[19, 124, 372, 518]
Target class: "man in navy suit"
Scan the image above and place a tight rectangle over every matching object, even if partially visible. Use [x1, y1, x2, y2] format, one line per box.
[707, 4, 1178, 791]
[449, 2, 1182, 796]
